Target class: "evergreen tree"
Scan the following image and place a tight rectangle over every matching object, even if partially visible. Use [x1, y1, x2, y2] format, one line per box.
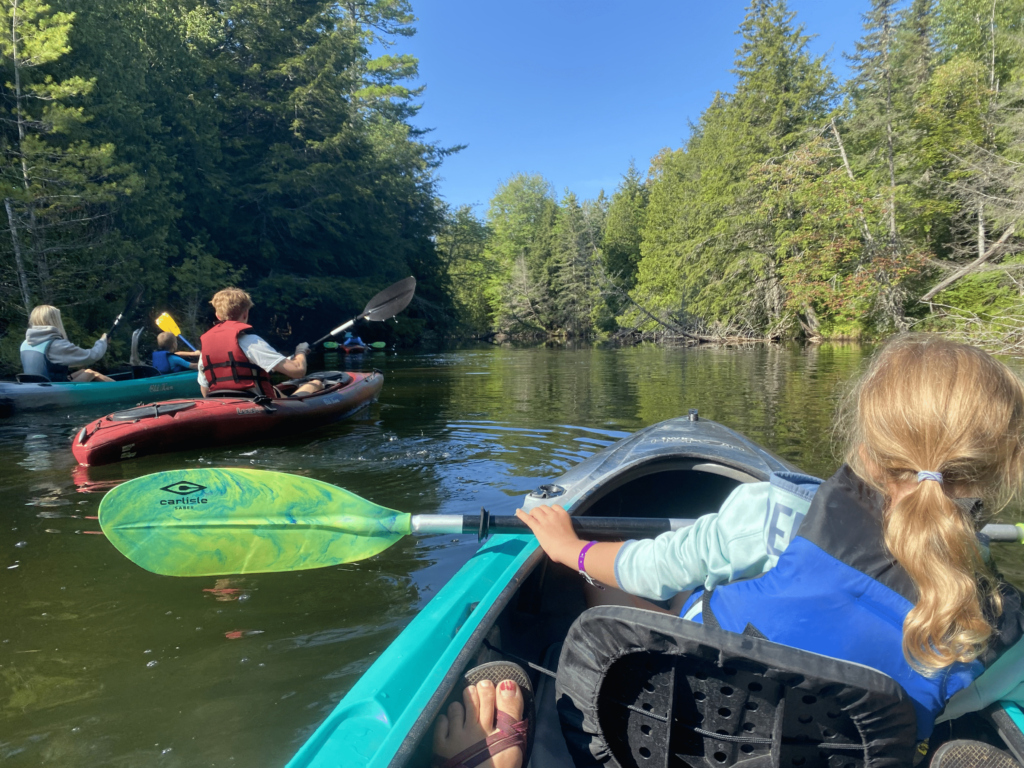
[602, 160, 648, 291]
[630, 0, 834, 334]
[551, 189, 604, 337]
[483, 174, 558, 332]
[846, 0, 904, 241]
[435, 203, 491, 335]
[730, 0, 835, 157]
[935, 0, 1024, 91]
[0, 0, 136, 320]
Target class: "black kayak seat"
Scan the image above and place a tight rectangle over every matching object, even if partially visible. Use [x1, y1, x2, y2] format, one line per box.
[131, 365, 161, 379]
[207, 389, 259, 399]
[15, 373, 50, 383]
[555, 606, 918, 768]
[281, 370, 352, 387]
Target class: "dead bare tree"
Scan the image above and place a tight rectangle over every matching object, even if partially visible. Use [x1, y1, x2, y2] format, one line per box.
[919, 82, 1024, 305]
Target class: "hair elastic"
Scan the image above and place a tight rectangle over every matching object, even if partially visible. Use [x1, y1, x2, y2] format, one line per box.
[917, 471, 943, 484]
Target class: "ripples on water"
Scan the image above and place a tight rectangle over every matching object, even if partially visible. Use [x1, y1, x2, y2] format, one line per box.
[0, 344, 1022, 766]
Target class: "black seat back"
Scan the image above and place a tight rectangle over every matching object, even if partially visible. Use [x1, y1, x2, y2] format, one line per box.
[131, 365, 161, 379]
[555, 606, 917, 768]
[16, 373, 50, 383]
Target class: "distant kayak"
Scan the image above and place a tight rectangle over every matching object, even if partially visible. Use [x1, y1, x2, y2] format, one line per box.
[0, 370, 201, 417]
[72, 370, 383, 466]
[323, 341, 372, 354]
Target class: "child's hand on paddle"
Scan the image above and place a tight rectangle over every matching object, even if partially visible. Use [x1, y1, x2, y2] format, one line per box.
[515, 504, 585, 569]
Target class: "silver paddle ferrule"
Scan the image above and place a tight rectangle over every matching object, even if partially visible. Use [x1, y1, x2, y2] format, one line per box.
[980, 523, 1024, 542]
[410, 515, 465, 535]
[328, 318, 360, 338]
[669, 518, 697, 531]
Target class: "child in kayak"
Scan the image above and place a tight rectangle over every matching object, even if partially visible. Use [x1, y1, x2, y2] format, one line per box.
[152, 331, 199, 374]
[517, 335, 1024, 747]
[198, 287, 322, 398]
[20, 305, 114, 382]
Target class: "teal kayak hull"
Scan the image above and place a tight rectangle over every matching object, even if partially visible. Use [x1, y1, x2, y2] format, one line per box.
[289, 532, 540, 767]
[0, 371, 201, 415]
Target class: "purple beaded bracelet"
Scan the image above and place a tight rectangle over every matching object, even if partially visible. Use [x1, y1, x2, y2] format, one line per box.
[578, 540, 603, 588]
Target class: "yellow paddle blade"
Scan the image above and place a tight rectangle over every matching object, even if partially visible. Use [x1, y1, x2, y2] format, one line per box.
[155, 312, 182, 337]
[99, 469, 412, 576]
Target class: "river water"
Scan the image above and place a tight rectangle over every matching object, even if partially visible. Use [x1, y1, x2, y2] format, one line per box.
[2, 343, 1023, 767]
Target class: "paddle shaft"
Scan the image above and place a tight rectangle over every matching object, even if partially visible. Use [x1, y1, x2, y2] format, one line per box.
[155, 313, 197, 351]
[410, 513, 1024, 544]
[311, 277, 416, 350]
[414, 513, 689, 540]
[109, 286, 144, 336]
[176, 335, 197, 352]
[313, 318, 357, 347]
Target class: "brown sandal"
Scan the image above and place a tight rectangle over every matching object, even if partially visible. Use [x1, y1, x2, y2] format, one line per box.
[433, 661, 535, 768]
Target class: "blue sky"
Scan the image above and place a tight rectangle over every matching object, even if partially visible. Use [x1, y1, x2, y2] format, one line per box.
[395, 0, 873, 212]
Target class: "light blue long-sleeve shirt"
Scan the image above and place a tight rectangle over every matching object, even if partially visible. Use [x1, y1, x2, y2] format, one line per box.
[613, 472, 821, 601]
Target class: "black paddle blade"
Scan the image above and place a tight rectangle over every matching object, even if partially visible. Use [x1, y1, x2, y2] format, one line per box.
[362, 276, 416, 322]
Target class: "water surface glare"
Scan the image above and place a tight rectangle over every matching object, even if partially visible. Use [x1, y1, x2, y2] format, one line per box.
[1, 344, 1022, 766]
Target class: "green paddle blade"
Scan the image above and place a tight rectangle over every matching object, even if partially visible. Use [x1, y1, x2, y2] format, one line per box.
[99, 469, 411, 577]
[323, 341, 339, 349]
[369, 341, 387, 349]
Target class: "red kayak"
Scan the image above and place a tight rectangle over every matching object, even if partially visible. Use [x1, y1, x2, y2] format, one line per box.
[72, 370, 383, 466]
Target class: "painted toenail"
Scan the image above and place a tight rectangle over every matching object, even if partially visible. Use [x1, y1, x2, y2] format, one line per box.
[499, 681, 516, 697]
[479, 679, 493, 688]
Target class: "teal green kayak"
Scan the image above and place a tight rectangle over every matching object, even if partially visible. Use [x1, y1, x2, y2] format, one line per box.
[286, 415, 1024, 768]
[0, 370, 201, 416]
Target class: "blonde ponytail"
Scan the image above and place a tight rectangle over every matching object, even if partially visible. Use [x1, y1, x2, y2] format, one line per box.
[843, 335, 1024, 671]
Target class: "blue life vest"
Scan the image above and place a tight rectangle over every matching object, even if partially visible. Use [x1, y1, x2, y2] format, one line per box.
[19, 339, 69, 382]
[151, 350, 190, 374]
[681, 465, 1021, 739]
[152, 350, 172, 374]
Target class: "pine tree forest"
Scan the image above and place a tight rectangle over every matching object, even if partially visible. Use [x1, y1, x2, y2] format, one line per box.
[4, 0, 1024, 370]
[444, 0, 1024, 353]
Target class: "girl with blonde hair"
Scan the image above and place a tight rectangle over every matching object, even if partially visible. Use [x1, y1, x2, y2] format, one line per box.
[21, 305, 113, 382]
[517, 334, 1024, 755]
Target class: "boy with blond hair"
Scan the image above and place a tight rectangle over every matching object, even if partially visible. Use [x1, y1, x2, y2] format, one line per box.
[198, 287, 322, 398]
[152, 331, 199, 373]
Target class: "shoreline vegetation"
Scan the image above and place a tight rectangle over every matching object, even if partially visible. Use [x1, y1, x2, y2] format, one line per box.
[2, 0, 1024, 376]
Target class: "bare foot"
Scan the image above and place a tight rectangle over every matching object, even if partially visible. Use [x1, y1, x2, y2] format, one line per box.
[433, 678, 525, 768]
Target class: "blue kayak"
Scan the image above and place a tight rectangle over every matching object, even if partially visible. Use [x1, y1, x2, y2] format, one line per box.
[287, 414, 1024, 768]
[0, 370, 201, 416]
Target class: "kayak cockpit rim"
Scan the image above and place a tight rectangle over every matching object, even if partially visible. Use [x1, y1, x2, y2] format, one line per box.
[385, 453, 763, 768]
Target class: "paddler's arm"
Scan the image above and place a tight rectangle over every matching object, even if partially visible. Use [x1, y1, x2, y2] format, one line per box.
[518, 481, 778, 602]
[614, 482, 781, 601]
[515, 505, 624, 588]
[271, 342, 310, 379]
[198, 359, 209, 397]
[48, 334, 109, 367]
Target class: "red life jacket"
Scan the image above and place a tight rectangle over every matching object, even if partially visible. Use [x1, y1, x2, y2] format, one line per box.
[199, 321, 276, 398]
